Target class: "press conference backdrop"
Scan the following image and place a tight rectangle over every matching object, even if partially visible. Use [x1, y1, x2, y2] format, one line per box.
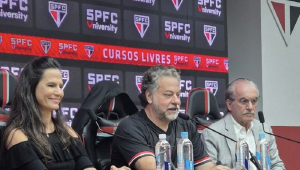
[0, 0, 228, 124]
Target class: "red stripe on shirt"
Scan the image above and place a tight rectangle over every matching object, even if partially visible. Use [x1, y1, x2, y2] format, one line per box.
[128, 151, 155, 166]
[195, 156, 211, 165]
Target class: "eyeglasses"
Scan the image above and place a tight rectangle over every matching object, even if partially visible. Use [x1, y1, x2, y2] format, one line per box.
[230, 97, 259, 106]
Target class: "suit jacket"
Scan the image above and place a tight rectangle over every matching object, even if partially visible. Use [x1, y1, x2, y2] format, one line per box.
[202, 114, 285, 170]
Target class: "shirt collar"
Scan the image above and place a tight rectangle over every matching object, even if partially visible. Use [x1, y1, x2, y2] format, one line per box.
[139, 109, 174, 135]
[231, 114, 253, 135]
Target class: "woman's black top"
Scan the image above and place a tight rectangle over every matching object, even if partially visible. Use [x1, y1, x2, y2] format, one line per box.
[6, 131, 94, 170]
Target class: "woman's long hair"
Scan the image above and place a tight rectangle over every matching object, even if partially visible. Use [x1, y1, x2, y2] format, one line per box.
[0, 57, 76, 167]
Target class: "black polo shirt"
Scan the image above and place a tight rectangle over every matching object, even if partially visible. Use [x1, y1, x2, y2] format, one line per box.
[111, 109, 211, 169]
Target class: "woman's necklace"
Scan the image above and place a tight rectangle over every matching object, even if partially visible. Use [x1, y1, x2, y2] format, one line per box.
[45, 120, 55, 137]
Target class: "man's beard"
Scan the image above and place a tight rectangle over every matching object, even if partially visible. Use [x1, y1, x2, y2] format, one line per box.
[153, 98, 179, 122]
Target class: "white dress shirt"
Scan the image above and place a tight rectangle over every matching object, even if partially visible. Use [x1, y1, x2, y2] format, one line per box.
[232, 116, 257, 170]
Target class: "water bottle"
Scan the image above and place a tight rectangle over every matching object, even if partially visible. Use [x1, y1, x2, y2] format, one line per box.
[256, 133, 271, 170]
[235, 138, 250, 170]
[155, 134, 171, 170]
[177, 132, 193, 170]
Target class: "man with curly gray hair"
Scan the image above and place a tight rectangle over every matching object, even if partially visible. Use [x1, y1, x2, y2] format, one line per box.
[111, 64, 232, 170]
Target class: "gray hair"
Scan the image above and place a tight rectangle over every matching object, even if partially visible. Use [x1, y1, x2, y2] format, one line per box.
[225, 78, 260, 112]
[138, 65, 181, 107]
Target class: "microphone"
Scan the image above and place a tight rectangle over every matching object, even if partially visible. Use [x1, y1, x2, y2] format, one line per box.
[178, 113, 236, 142]
[258, 111, 300, 144]
[178, 113, 262, 170]
[177, 112, 189, 120]
[258, 111, 265, 123]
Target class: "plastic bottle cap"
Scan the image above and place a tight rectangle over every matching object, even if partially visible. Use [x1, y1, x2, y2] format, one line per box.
[238, 138, 245, 141]
[259, 132, 265, 138]
[159, 134, 166, 139]
[181, 132, 188, 137]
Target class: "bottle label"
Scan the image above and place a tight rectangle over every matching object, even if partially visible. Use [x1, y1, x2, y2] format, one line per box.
[256, 151, 260, 161]
[177, 154, 183, 164]
[156, 155, 160, 169]
[156, 155, 160, 162]
[244, 158, 249, 170]
[185, 159, 194, 170]
[165, 161, 170, 170]
[267, 155, 271, 170]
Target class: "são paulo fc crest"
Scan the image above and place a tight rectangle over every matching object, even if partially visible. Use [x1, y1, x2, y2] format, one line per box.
[85, 45, 94, 58]
[61, 70, 69, 91]
[204, 25, 217, 46]
[40, 40, 51, 54]
[134, 14, 150, 38]
[194, 56, 201, 68]
[172, 0, 184, 11]
[224, 60, 228, 71]
[49, 1, 67, 28]
[136, 76, 143, 92]
[205, 80, 218, 95]
[268, 0, 300, 46]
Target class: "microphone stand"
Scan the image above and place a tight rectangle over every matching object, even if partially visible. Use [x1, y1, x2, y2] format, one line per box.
[262, 123, 300, 144]
[194, 117, 262, 170]
[258, 111, 300, 144]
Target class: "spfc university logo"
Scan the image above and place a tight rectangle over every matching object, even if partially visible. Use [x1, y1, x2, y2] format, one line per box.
[134, 15, 150, 38]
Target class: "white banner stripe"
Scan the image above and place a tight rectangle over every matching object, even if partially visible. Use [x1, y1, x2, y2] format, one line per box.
[4, 70, 9, 105]
[206, 90, 210, 114]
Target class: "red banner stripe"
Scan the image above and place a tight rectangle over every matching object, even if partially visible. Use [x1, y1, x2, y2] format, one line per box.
[0, 32, 228, 73]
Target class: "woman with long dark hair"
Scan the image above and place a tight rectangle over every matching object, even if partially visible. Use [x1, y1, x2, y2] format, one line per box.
[0, 57, 96, 170]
